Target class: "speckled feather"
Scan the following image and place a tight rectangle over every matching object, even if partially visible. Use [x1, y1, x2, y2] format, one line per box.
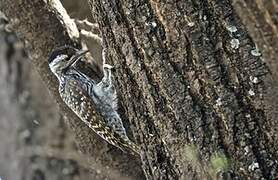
[59, 74, 139, 155]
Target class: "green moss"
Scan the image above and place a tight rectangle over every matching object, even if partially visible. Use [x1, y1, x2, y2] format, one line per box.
[208, 153, 229, 179]
[184, 145, 199, 165]
[183, 145, 230, 180]
[210, 153, 229, 171]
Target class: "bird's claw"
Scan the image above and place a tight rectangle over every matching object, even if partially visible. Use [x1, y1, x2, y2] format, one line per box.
[103, 64, 114, 69]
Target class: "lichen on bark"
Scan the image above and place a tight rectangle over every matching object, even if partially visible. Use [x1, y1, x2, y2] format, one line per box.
[88, 0, 277, 179]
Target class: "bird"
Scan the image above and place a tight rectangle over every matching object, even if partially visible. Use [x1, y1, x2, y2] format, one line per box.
[48, 45, 139, 155]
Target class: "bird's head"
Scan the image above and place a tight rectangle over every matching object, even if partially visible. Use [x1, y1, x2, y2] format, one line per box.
[48, 45, 89, 77]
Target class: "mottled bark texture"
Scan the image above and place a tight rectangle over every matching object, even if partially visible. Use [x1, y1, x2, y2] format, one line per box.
[0, 0, 143, 180]
[233, 0, 278, 156]
[88, 0, 277, 179]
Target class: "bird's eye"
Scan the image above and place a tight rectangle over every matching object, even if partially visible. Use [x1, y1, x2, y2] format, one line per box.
[49, 54, 69, 66]
[48, 46, 77, 64]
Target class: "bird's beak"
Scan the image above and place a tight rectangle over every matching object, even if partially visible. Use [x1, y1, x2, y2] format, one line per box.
[65, 49, 89, 69]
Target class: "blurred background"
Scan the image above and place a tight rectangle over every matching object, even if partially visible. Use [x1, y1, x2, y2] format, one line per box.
[0, 1, 107, 180]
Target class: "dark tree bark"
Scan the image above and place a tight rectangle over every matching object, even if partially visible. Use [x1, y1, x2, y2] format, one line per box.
[88, 0, 277, 179]
[233, 0, 278, 152]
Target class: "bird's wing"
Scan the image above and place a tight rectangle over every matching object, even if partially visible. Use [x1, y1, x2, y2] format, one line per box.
[61, 77, 139, 155]
[67, 68, 128, 141]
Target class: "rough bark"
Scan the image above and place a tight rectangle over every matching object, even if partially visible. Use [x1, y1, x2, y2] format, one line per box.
[233, 0, 278, 156]
[88, 0, 277, 179]
[0, 0, 143, 180]
[0, 0, 277, 179]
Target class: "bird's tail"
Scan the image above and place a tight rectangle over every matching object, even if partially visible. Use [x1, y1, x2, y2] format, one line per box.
[113, 135, 140, 156]
[124, 139, 140, 156]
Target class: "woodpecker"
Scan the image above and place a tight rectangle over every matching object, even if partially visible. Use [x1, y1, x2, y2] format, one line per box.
[48, 45, 139, 155]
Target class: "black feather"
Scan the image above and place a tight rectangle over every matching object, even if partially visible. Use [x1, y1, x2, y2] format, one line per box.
[48, 45, 77, 64]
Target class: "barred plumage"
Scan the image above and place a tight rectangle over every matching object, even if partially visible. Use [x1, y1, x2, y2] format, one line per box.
[48, 46, 139, 155]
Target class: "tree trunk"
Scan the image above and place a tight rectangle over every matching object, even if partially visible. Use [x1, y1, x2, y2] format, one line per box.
[0, 0, 143, 180]
[0, 0, 277, 179]
[88, 0, 277, 179]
